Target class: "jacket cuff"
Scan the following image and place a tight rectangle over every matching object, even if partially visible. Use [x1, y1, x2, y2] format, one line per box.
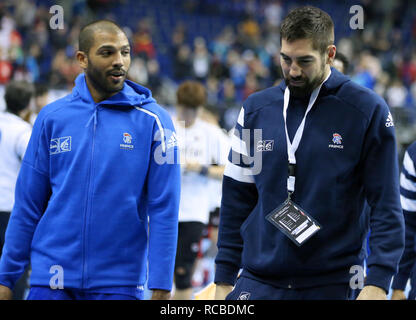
[0, 278, 14, 290]
[147, 279, 172, 292]
[391, 273, 410, 290]
[214, 263, 239, 286]
[365, 265, 393, 293]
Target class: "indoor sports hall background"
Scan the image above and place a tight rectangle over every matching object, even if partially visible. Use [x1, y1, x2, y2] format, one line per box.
[0, 0, 415, 299]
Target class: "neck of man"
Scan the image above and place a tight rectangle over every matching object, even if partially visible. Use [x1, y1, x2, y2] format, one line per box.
[322, 64, 331, 84]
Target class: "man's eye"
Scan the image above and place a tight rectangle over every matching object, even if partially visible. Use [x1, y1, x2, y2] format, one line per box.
[101, 51, 111, 56]
[122, 50, 130, 55]
[299, 60, 312, 65]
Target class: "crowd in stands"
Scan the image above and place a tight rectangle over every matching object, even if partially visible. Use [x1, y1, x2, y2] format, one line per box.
[0, 0, 416, 147]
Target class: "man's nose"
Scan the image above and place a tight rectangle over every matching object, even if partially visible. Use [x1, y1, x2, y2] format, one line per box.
[112, 51, 123, 68]
[289, 63, 302, 78]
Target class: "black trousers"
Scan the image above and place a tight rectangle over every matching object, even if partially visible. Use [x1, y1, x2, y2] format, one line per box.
[0, 211, 11, 257]
[0, 211, 30, 300]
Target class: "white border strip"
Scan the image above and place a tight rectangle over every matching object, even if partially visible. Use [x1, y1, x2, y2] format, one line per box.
[135, 107, 166, 153]
[401, 194, 416, 212]
[224, 160, 254, 183]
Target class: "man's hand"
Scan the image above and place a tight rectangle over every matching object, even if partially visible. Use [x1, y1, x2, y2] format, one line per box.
[356, 285, 387, 300]
[151, 289, 171, 300]
[214, 283, 233, 300]
[391, 289, 407, 300]
[185, 161, 202, 173]
[0, 285, 12, 300]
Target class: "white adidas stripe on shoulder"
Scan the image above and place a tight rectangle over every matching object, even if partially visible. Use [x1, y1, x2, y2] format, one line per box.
[224, 159, 254, 184]
[401, 194, 416, 212]
[237, 107, 244, 127]
[403, 151, 416, 177]
[400, 172, 416, 192]
[135, 106, 166, 153]
[231, 132, 248, 156]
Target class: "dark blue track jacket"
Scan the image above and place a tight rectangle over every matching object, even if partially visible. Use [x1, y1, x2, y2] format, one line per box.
[215, 68, 404, 293]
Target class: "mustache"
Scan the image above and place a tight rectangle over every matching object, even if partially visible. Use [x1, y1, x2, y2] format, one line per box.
[106, 69, 127, 76]
[287, 75, 306, 82]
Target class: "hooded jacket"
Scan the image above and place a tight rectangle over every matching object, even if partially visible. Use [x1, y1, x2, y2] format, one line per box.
[214, 68, 404, 293]
[0, 74, 180, 292]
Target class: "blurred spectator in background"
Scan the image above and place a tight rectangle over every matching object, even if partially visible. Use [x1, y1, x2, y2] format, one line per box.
[29, 83, 49, 125]
[226, 49, 248, 90]
[192, 37, 210, 82]
[172, 80, 228, 300]
[219, 78, 240, 131]
[332, 51, 349, 74]
[264, 0, 283, 32]
[128, 57, 148, 85]
[132, 18, 156, 60]
[386, 78, 408, 109]
[173, 44, 192, 81]
[236, 15, 261, 50]
[352, 52, 379, 90]
[0, 80, 33, 300]
[0, 48, 12, 85]
[147, 58, 162, 98]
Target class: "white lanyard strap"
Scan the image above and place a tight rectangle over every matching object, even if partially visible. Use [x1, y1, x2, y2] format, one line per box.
[283, 70, 331, 193]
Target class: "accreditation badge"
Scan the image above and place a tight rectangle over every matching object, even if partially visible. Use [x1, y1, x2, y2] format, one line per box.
[266, 198, 321, 246]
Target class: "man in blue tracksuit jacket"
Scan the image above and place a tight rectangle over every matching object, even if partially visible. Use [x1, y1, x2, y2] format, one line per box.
[214, 7, 404, 300]
[0, 20, 180, 300]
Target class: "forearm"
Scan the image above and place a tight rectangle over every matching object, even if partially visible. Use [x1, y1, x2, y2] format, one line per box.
[392, 212, 416, 290]
[207, 165, 225, 180]
[148, 207, 178, 291]
[214, 176, 258, 285]
[147, 151, 180, 291]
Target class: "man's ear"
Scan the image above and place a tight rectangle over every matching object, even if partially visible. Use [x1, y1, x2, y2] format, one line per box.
[76, 51, 88, 69]
[327, 45, 336, 65]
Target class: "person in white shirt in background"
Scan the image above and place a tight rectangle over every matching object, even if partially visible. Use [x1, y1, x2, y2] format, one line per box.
[172, 80, 229, 300]
[0, 80, 33, 300]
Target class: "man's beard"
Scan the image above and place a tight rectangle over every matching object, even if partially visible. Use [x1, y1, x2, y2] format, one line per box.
[86, 62, 127, 97]
[284, 66, 326, 99]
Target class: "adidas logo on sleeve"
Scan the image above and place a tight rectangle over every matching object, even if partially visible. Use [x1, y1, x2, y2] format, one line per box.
[385, 112, 394, 127]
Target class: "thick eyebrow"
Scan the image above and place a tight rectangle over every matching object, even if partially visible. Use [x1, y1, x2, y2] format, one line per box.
[96, 44, 131, 52]
[280, 52, 315, 60]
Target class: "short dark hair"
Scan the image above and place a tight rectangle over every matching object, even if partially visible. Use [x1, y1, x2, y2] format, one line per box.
[5, 81, 33, 115]
[34, 83, 48, 97]
[78, 19, 126, 54]
[176, 81, 206, 109]
[280, 6, 334, 54]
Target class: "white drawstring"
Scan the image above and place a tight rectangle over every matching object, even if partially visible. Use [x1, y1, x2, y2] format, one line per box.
[85, 108, 98, 128]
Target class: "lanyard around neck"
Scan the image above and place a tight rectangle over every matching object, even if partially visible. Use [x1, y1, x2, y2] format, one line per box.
[283, 70, 331, 194]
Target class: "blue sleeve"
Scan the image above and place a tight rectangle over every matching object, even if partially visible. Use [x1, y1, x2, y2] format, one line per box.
[214, 107, 259, 285]
[0, 112, 51, 289]
[392, 211, 416, 290]
[392, 145, 416, 290]
[362, 102, 405, 292]
[214, 176, 258, 285]
[146, 112, 180, 291]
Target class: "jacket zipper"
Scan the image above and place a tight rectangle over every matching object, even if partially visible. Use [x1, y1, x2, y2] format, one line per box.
[81, 107, 98, 289]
